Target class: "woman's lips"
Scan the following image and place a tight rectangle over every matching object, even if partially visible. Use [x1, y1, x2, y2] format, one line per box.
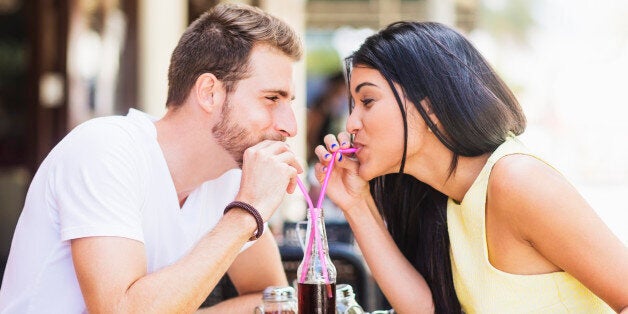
[351, 142, 364, 151]
[347, 143, 363, 159]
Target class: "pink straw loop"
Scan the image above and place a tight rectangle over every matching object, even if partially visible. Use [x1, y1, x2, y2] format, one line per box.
[296, 147, 357, 286]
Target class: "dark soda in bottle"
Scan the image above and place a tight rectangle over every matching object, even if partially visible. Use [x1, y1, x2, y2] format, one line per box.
[298, 282, 336, 314]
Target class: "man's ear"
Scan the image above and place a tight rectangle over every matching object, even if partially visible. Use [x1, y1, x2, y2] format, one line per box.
[194, 73, 226, 114]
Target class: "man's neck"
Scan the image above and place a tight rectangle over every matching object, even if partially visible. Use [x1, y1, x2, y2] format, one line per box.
[155, 106, 238, 202]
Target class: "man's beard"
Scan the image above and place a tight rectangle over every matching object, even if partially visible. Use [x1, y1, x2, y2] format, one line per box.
[212, 98, 285, 167]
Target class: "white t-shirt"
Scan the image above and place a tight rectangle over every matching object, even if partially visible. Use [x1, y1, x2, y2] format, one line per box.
[0, 109, 255, 313]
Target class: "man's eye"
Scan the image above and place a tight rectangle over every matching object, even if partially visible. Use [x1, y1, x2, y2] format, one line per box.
[266, 96, 279, 102]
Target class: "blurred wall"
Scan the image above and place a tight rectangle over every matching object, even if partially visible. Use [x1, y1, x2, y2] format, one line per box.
[138, 0, 186, 116]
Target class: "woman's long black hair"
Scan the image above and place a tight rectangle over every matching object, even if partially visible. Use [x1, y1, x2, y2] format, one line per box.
[346, 22, 526, 313]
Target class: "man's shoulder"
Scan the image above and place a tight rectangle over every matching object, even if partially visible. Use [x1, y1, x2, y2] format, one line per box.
[44, 112, 158, 178]
[71, 110, 155, 142]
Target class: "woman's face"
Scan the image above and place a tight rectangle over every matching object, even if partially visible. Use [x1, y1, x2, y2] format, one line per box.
[347, 66, 425, 180]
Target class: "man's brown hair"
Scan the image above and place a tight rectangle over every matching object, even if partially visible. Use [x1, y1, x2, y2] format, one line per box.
[166, 3, 302, 107]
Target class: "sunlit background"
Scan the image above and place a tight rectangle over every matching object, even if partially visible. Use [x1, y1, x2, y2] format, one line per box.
[304, 0, 628, 244]
[472, 0, 628, 243]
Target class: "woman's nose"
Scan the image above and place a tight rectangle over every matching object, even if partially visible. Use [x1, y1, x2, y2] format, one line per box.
[345, 109, 362, 134]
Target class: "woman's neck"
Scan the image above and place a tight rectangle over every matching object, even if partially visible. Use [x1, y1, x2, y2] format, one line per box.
[405, 144, 490, 203]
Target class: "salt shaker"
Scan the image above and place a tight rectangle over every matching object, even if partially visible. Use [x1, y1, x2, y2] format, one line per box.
[254, 286, 297, 314]
[336, 284, 365, 314]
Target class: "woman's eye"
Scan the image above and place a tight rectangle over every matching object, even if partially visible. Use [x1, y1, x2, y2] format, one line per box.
[360, 98, 374, 106]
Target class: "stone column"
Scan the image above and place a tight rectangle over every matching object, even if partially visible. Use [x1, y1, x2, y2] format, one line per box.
[138, 0, 187, 116]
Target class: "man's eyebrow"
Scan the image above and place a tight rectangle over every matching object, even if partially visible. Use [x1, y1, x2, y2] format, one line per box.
[262, 89, 295, 100]
[355, 82, 378, 93]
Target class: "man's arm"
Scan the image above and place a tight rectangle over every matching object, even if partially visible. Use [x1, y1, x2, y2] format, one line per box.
[72, 140, 301, 313]
[196, 230, 288, 313]
[72, 209, 256, 314]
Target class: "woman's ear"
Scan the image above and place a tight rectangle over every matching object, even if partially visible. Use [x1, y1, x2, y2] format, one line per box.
[420, 97, 440, 130]
[194, 73, 225, 114]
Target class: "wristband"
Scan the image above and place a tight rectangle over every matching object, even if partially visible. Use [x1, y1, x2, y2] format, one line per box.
[224, 201, 264, 241]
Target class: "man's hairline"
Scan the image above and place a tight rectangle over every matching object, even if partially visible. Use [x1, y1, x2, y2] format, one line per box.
[168, 42, 299, 109]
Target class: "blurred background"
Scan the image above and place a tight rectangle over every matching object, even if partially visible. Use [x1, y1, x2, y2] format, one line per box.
[0, 0, 626, 310]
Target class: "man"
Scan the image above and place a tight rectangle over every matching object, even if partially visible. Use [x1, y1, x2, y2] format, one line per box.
[0, 3, 303, 313]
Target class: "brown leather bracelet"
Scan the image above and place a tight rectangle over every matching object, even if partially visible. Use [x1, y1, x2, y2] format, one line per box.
[223, 201, 264, 241]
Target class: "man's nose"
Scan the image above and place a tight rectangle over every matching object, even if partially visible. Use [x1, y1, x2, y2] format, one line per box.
[275, 103, 297, 138]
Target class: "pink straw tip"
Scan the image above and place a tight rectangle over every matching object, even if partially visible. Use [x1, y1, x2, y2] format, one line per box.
[339, 147, 357, 154]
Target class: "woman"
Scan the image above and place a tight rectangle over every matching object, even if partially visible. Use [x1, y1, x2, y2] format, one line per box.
[314, 21, 628, 313]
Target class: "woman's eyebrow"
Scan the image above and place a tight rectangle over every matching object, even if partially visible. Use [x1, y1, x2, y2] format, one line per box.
[354, 82, 378, 93]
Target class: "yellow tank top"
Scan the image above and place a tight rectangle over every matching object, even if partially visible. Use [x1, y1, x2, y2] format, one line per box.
[447, 136, 613, 313]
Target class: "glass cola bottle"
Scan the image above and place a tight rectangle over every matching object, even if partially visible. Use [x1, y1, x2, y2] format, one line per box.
[296, 207, 337, 314]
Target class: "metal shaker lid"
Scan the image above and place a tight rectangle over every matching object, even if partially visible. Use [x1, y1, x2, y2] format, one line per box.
[336, 283, 356, 299]
[262, 286, 296, 302]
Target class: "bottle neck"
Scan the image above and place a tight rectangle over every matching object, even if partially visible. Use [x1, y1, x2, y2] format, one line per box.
[305, 207, 328, 245]
[308, 207, 324, 221]
[299, 207, 336, 283]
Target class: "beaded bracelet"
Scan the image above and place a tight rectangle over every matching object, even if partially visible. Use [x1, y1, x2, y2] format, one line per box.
[224, 201, 264, 241]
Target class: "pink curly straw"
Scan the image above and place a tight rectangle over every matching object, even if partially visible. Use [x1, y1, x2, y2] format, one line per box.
[295, 147, 357, 297]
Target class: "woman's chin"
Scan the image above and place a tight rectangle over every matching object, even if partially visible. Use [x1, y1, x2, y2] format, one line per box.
[358, 165, 377, 181]
[359, 162, 402, 181]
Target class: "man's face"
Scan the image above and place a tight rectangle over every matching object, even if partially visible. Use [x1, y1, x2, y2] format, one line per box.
[212, 44, 297, 167]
